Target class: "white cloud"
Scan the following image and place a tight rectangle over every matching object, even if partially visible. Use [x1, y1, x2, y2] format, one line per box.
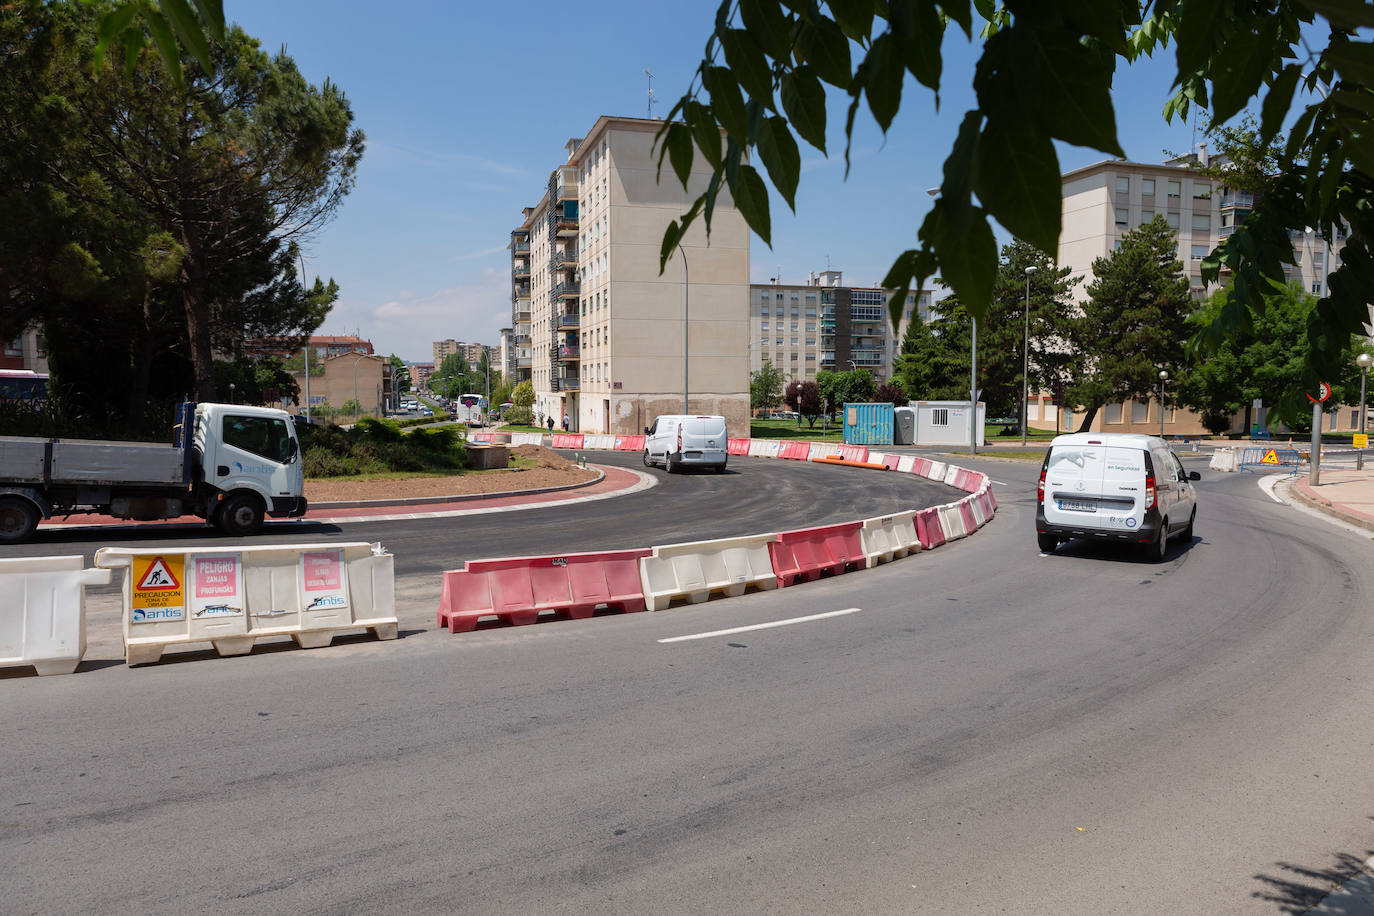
[320, 268, 510, 362]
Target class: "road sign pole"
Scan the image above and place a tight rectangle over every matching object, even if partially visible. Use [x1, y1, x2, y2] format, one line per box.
[1309, 400, 1322, 485]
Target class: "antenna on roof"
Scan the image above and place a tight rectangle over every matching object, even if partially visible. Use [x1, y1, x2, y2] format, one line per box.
[644, 68, 656, 119]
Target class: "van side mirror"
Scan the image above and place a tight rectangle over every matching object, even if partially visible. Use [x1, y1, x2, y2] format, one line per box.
[644, 426, 651, 434]
[1188, 470, 1200, 481]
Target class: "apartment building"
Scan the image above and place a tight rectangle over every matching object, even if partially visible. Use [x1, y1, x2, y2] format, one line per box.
[509, 115, 750, 435]
[747, 270, 932, 386]
[433, 339, 492, 368]
[2, 327, 47, 372]
[1042, 153, 1351, 435]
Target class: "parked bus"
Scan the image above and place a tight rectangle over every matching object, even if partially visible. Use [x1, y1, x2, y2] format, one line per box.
[454, 393, 486, 425]
[0, 369, 48, 404]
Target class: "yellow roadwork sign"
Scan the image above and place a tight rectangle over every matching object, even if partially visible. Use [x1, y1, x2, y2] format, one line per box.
[1260, 449, 1280, 465]
[1355, 433, 1368, 449]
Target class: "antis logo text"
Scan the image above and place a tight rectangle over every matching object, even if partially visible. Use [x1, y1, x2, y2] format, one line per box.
[132, 607, 184, 622]
[305, 596, 346, 610]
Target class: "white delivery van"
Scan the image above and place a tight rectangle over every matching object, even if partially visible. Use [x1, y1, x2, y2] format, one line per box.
[1035, 432, 1200, 560]
[643, 415, 728, 473]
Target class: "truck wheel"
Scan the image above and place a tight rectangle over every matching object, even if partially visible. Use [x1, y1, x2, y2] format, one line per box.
[216, 493, 264, 537]
[0, 496, 40, 544]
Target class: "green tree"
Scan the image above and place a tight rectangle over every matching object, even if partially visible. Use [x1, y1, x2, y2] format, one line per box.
[894, 299, 977, 403]
[656, 2, 1372, 424]
[1067, 216, 1192, 432]
[816, 368, 876, 413]
[432, 353, 476, 399]
[750, 360, 786, 412]
[797, 379, 823, 428]
[874, 380, 906, 407]
[1175, 284, 1364, 435]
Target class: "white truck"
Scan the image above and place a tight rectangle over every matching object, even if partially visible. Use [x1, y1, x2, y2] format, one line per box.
[0, 402, 307, 544]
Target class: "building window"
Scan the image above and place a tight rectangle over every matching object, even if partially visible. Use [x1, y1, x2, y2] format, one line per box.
[1192, 214, 1210, 232]
[1193, 183, 1211, 199]
[1167, 180, 1181, 198]
[931, 408, 949, 427]
[1312, 281, 1322, 293]
[1105, 402, 1123, 424]
[1131, 399, 1148, 423]
[1115, 177, 1129, 194]
[1142, 178, 1155, 196]
[1166, 212, 1180, 230]
[1140, 209, 1155, 224]
[1191, 244, 1208, 260]
[1115, 208, 1128, 226]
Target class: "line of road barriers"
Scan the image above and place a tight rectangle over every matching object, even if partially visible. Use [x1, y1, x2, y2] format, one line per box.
[0, 442, 998, 676]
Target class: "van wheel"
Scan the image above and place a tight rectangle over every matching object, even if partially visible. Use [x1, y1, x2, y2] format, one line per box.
[0, 496, 40, 544]
[642, 449, 652, 468]
[1037, 532, 1058, 553]
[216, 493, 264, 537]
[1182, 509, 1195, 542]
[1151, 520, 1169, 561]
[666, 455, 678, 474]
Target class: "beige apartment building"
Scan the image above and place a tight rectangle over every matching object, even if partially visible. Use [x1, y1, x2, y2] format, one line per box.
[748, 270, 932, 387]
[433, 339, 492, 368]
[509, 115, 750, 436]
[1040, 153, 1352, 435]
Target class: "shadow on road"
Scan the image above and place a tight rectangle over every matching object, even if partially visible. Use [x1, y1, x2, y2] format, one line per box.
[1252, 838, 1374, 914]
[1045, 535, 1202, 564]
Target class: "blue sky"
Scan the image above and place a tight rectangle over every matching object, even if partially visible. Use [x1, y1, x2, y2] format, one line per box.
[229, 1, 1206, 363]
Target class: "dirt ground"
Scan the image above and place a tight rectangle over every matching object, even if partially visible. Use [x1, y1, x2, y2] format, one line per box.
[304, 445, 597, 503]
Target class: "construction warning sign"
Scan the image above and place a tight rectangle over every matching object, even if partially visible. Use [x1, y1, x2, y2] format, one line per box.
[1260, 449, 1280, 465]
[131, 554, 185, 623]
[1355, 434, 1368, 449]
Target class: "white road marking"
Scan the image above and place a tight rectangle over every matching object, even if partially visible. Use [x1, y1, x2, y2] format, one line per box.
[657, 608, 861, 643]
[992, 480, 1007, 486]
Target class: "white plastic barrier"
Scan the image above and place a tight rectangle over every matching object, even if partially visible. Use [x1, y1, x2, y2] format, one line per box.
[925, 460, 948, 481]
[583, 434, 616, 451]
[942, 465, 962, 487]
[748, 439, 780, 459]
[808, 442, 841, 461]
[510, 432, 545, 447]
[937, 503, 969, 540]
[1209, 448, 1238, 472]
[0, 556, 110, 676]
[897, 455, 917, 474]
[860, 511, 921, 565]
[95, 542, 398, 666]
[867, 451, 887, 467]
[639, 533, 778, 611]
[967, 494, 988, 527]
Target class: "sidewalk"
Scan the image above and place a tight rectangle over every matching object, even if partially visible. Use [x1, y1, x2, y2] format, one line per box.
[1289, 466, 1374, 533]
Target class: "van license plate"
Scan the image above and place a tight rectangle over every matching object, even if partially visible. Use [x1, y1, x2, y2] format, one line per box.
[1058, 499, 1097, 513]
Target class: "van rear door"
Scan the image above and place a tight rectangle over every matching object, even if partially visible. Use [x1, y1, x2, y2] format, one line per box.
[1100, 445, 1148, 532]
[1043, 442, 1106, 527]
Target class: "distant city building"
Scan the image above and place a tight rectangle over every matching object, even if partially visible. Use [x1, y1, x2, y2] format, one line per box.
[245, 334, 373, 362]
[510, 115, 749, 435]
[747, 270, 932, 386]
[411, 363, 434, 388]
[433, 339, 494, 368]
[2, 326, 47, 373]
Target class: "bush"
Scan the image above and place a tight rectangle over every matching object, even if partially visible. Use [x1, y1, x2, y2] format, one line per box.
[504, 405, 533, 426]
[302, 416, 466, 478]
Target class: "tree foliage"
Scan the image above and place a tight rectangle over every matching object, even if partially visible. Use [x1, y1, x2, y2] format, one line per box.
[750, 360, 786, 411]
[815, 367, 876, 412]
[873, 380, 906, 407]
[1066, 216, 1193, 431]
[658, 0, 1374, 423]
[0, 0, 361, 419]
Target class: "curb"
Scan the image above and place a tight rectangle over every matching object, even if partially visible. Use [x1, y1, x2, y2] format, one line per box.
[311, 468, 604, 510]
[1288, 477, 1374, 534]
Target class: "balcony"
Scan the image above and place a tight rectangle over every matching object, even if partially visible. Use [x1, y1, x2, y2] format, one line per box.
[516, 356, 532, 369]
[557, 182, 578, 201]
[512, 265, 530, 278]
[515, 334, 531, 345]
[1220, 192, 1255, 209]
[555, 344, 580, 360]
[552, 375, 580, 391]
[554, 218, 578, 236]
[556, 312, 580, 330]
[553, 281, 580, 299]
[515, 311, 531, 324]
[555, 247, 578, 267]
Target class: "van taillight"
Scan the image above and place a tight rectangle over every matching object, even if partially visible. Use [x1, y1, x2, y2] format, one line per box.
[1144, 473, 1157, 509]
[677, 426, 682, 453]
[1037, 468, 1046, 503]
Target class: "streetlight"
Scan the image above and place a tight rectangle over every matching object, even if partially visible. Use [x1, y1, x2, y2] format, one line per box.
[677, 242, 690, 414]
[1358, 352, 1372, 471]
[1158, 369, 1169, 438]
[299, 251, 312, 423]
[228, 382, 235, 404]
[1022, 265, 1038, 447]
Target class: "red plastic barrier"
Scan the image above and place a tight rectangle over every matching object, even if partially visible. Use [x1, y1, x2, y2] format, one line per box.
[551, 433, 584, 449]
[915, 508, 946, 549]
[437, 548, 652, 633]
[470, 432, 494, 443]
[959, 500, 978, 532]
[613, 435, 646, 451]
[978, 489, 996, 517]
[727, 438, 751, 456]
[986, 486, 998, 510]
[838, 444, 869, 463]
[767, 521, 866, 587]
[882, 454, 901, 471]
[910, 457, 933, 476]
[780, 441, 811, 461]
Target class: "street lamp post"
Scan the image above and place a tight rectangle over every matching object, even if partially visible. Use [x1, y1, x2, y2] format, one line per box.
[678, 242, 689, 414]
[1358, 353, 1372, 471]
[1022, 265, 1037, 447]
[299, 252, 312, 423]
[970, 316, 979, 455]
[1158, 369, 1169, 438]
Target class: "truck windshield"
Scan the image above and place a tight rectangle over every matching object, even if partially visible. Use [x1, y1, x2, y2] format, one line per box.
[223, 415, 293, 464]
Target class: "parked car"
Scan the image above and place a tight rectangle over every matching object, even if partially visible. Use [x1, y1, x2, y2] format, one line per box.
[1035, 432, 1199, 560]
[643, 415, 728, 473]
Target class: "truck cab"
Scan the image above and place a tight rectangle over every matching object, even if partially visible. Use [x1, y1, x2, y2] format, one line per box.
[195, 404, 306, 535]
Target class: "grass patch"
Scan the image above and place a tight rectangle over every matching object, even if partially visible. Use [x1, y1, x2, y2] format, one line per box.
[750, 419, 846, 441]
[501, 424, 549, 434]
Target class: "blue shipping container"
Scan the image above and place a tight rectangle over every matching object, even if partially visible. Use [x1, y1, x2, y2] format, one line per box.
[843, 402, 895, 445]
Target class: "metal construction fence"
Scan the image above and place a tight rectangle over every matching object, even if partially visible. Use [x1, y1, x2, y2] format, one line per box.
[1237, 446, 1302, 475]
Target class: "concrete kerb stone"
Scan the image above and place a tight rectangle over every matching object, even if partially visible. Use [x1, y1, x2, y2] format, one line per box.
[1288, 476, 1374, 534]
[311, 468, 605, 511]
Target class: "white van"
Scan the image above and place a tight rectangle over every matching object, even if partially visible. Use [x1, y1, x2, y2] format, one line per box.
[1036, 432, 1200, 560]
[643, 415, 728, 473]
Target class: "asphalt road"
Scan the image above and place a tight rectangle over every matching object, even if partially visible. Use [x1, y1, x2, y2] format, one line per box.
[3, 453, 1373, 914]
